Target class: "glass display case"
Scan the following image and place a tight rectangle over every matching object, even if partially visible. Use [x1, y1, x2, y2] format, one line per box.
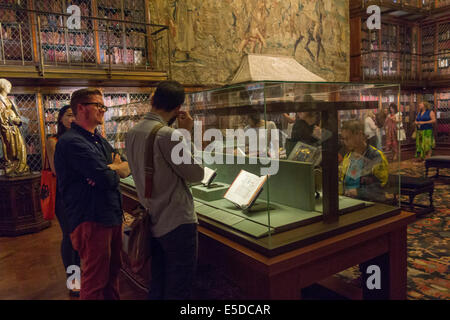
[120, 81, 402, 256]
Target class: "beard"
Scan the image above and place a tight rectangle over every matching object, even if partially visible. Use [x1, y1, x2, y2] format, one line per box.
[84, 111, 103, 127]
[168, 116, 177, 126]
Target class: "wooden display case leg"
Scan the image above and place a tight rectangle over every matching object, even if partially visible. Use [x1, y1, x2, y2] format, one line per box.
[388, 228, 407, 300]
[250, 271, 301, 300]
[360, 253, 390, 300]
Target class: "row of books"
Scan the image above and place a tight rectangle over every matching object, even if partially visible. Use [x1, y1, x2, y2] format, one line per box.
[100, 48, 144, 65]
[42, 94, 148, 112]
[104, 107, 146, 119]
[45, 123, 58, 135]
[110, 140, 126, 150]
[44, 99, 71, 110]
[35, 1, 63, 13]
[104, 95, 128, 107]
[438, 29, 450, 42]
[0, 26, 21, 40]
[436, 0, 450, 7]
[40, 17, 91, 30]
[104, 119, 141, 135]
[44, 111, 58, 122]
[439, 92, 450, 100]
[360, 95, 380, 102]
[1, 9, 18, 23]
[43, 48, 95, 63]
[98, 33, 146, 48]
[40, 32, 94, 47]
[438, 57, 449, 69]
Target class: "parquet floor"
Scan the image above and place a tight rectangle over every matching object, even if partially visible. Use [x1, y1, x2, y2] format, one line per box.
[0, 221, 146, 300]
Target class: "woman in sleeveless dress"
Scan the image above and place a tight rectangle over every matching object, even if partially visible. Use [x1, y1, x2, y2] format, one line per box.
[46, 105, 80, 297]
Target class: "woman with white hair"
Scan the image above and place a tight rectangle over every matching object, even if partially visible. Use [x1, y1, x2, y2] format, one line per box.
[0, 78, 29, 176]
[364, 110, 378, 148]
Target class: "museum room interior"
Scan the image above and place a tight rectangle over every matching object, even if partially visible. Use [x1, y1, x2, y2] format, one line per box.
[0, 0, 448, 301]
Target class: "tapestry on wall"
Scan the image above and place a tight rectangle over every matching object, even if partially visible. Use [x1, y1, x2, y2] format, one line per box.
[149, 0, 349, 85]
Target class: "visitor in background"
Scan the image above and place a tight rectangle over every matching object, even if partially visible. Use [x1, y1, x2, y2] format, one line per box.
[364, 110, 378, 148]
[415, 101, 436, 161]
[340, 119, 388, 203]
[281, 112, 296, 148]
[245, 112, 278, 158]
[46, 105, 80, 297]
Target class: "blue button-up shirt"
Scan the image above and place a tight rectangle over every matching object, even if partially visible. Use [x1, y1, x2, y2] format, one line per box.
[54, 122, 124, 233]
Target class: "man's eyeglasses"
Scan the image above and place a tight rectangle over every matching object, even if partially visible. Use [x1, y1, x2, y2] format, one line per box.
[81, 102, 108, 111]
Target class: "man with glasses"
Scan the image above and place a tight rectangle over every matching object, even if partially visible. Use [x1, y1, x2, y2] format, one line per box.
[54, 88, 130, 300]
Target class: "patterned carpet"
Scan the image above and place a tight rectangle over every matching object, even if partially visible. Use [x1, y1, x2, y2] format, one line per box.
[337, 159, 450, 300]
[396, 159, 449, 299]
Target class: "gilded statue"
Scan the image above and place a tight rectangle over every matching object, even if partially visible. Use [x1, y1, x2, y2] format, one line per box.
[0, 78, 30, 176]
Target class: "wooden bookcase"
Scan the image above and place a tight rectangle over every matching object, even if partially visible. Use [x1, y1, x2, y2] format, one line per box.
[0, 0, 34, 64]
[356, 17, 419, 81]
[350, 2, 450, 145]
[436, 90, 450, 141]
[8, 86, 154, 170]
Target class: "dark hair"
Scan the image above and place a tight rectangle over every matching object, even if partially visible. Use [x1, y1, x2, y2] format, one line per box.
[70, 87, 103, 116]
[152, 81, 185, 112]
[389, 103, 398, 114]
[56, 105, 72, 138]
[422, 101, 432, 110]
[341, 119, 364, 136]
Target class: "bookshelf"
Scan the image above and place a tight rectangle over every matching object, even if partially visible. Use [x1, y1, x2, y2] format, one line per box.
[361, 21, 381, 79]
[96, 0, 147, 65]
[435, 0, 450, 7]
[437, 22, 450, 77]
[42, 93, 72, 136]
[0, 0, 34, 63]
[103, 92, 151, 153]
[422, 24, 436, 78]
[359, 20, 421, 80]
[15, 89, 154, 169]
[0, 0, 160, 68]
[35, 0, 96, 64]
[399, 91, 417, 142]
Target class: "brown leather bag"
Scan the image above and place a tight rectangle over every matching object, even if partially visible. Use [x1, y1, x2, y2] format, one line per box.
[127, 205, 152, 273]
[127, 123, 163, 272]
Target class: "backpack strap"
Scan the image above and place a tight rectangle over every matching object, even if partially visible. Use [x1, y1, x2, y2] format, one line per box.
[144, 123, 164, 199]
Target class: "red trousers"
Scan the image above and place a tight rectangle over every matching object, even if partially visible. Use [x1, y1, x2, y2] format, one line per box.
[70, 221, 122, 300]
